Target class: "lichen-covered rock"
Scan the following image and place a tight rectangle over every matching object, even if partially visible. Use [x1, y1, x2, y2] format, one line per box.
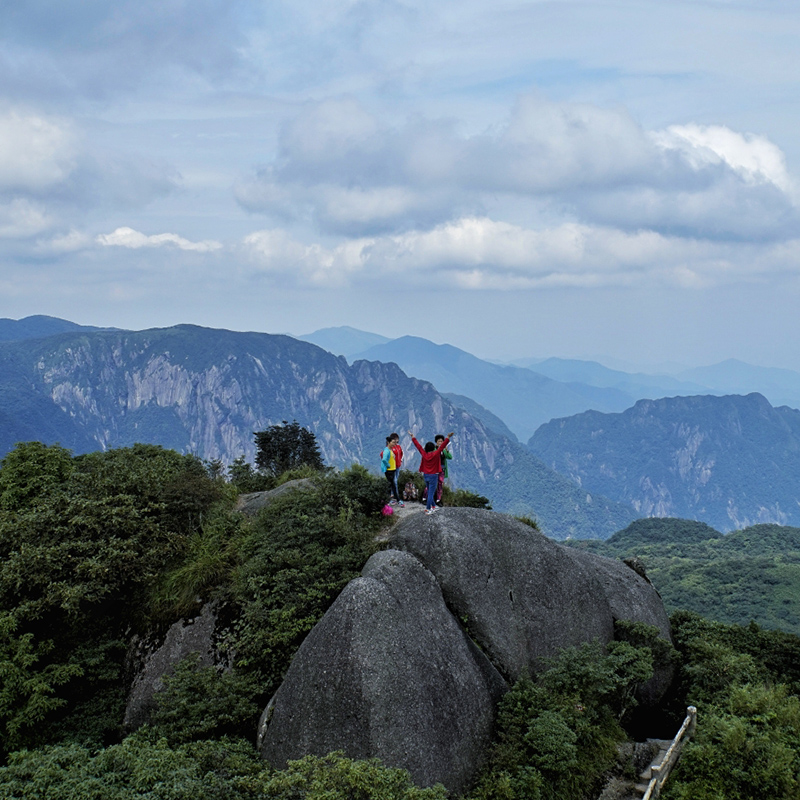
[234, 478, 315, 516]
[258, 549, 507, 795]
[123, 603, 224, 730]
[390, 508, 616, 681]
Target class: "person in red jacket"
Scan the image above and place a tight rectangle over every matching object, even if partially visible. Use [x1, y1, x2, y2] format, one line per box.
[408, 429, 454, 514]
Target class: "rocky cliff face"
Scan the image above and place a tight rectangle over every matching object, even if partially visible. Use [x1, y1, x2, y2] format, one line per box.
[258, 508, 673, 793]
[529, 392, 800, 531]
[0, 325, 633, 539]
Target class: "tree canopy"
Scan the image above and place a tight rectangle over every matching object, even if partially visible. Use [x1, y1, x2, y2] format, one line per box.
[254, 420, 324, 476]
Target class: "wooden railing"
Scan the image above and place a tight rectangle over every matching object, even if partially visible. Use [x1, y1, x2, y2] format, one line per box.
[642, 706, 697, 800]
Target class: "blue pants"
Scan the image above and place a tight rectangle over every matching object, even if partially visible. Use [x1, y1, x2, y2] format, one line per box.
[423, 472, 439, 510]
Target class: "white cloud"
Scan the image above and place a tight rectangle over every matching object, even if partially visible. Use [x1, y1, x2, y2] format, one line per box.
[0, 110, 75, 191]
[96, 226, 223, 252]
[243, 228, 370, 285]
[652, 124, 793, 193]
[238, 95, 799, 242]
[0, 198, 52, 238]
[242, 216, 791, 291]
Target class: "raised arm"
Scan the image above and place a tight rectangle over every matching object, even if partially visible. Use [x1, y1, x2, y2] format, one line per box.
[408, 431, 424, 454]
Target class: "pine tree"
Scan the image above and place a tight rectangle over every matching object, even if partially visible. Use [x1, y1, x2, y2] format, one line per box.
[254, 420, 324, 476]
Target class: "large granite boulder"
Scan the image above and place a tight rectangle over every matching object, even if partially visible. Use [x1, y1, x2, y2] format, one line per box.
[566, 548, 674, 703]
[390, 508, 617, 681]
[258, 549, 507, 795]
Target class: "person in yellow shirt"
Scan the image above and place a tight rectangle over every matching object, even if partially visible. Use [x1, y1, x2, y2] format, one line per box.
[381, 435, 404, 506]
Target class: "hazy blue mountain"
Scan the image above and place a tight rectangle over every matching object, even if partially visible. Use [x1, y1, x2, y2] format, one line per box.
[516, 355, 800, 412]
[514, 356, 712, 398]
[442, 393, 518, 441]
[352, 336, 635, 441]
[529, 392, 800, 532]
[0, 325, 633, 540]
[0, 345, 98, 456]
[297, 326, 392, 358]
[677, 359, 800, 410]
[0, 314, 111, 342]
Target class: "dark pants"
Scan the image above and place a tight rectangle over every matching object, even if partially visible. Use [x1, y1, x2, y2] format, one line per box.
[385, 470, 400, 502]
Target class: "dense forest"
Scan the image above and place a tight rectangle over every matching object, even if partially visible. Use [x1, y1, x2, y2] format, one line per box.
[1, 440, 799, 798]
[569, 517, 800, 636]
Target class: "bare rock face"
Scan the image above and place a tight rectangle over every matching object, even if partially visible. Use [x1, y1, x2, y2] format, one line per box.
[258, 508, 674, 794]
[234, 478, 315, 516]
[390, 508, 617, 681]
[258, 549, 507, 795]
[123, 603, 226, 730]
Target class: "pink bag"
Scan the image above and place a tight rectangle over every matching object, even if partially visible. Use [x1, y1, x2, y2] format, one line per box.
[381, 504, 394, 516]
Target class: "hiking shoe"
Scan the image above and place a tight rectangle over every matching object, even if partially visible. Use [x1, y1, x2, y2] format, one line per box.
[399, 501, 405, 507]
[425, 508, 435, 515]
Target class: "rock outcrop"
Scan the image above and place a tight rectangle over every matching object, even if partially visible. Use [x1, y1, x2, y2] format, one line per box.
[123, 603, 228, 730]
[234, 478, 315, 516]
[258, 549, 507, 795]
[258, 508, 674, 793]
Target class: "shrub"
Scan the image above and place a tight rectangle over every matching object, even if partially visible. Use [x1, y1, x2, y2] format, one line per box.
[228, 466, 382, 694]
[0, 740, 448, 800]
[227, 455, 275, 493]
[442, 486, 492, 509]
[0, 443, 226, 755]
[0, 734, 264, 800]
[664, 684, 800, 800]
[153, 508, 248, 618]
[254, 420, 324, 477]
[471, 638, 654, 800]
[253, 752, 449, 799]
[148, 654, 262, 744]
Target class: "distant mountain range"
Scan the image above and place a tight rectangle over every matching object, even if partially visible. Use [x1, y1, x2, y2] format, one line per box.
[295, 326, 391, 357]
[347, 336, 635, 441]
[0, 314, 112, 341]
[513, 356, 711, 400]
[5, 318, 800, 537]
[529, 392, 800, 532]
[300, 327, 800, 442]
[0, 323, 633, 540]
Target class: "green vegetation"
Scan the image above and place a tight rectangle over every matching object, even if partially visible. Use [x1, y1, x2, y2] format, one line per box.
[470, 633, 656, 800]
[0, 442, 224, 755]
[0, 739, 449, 799]
[0, 436, 387, 758]
[569, 517, 800, 635]
[3, 440, 800, 799]
[662, 612, 800, 800]
[254, 419, 324, 477]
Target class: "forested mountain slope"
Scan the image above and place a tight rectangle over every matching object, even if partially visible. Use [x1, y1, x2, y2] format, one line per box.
[529, 392, 800, 532]
[569, 517, 800, 636]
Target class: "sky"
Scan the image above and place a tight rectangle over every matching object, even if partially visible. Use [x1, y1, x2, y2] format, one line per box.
[2, 0, 800, 370]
